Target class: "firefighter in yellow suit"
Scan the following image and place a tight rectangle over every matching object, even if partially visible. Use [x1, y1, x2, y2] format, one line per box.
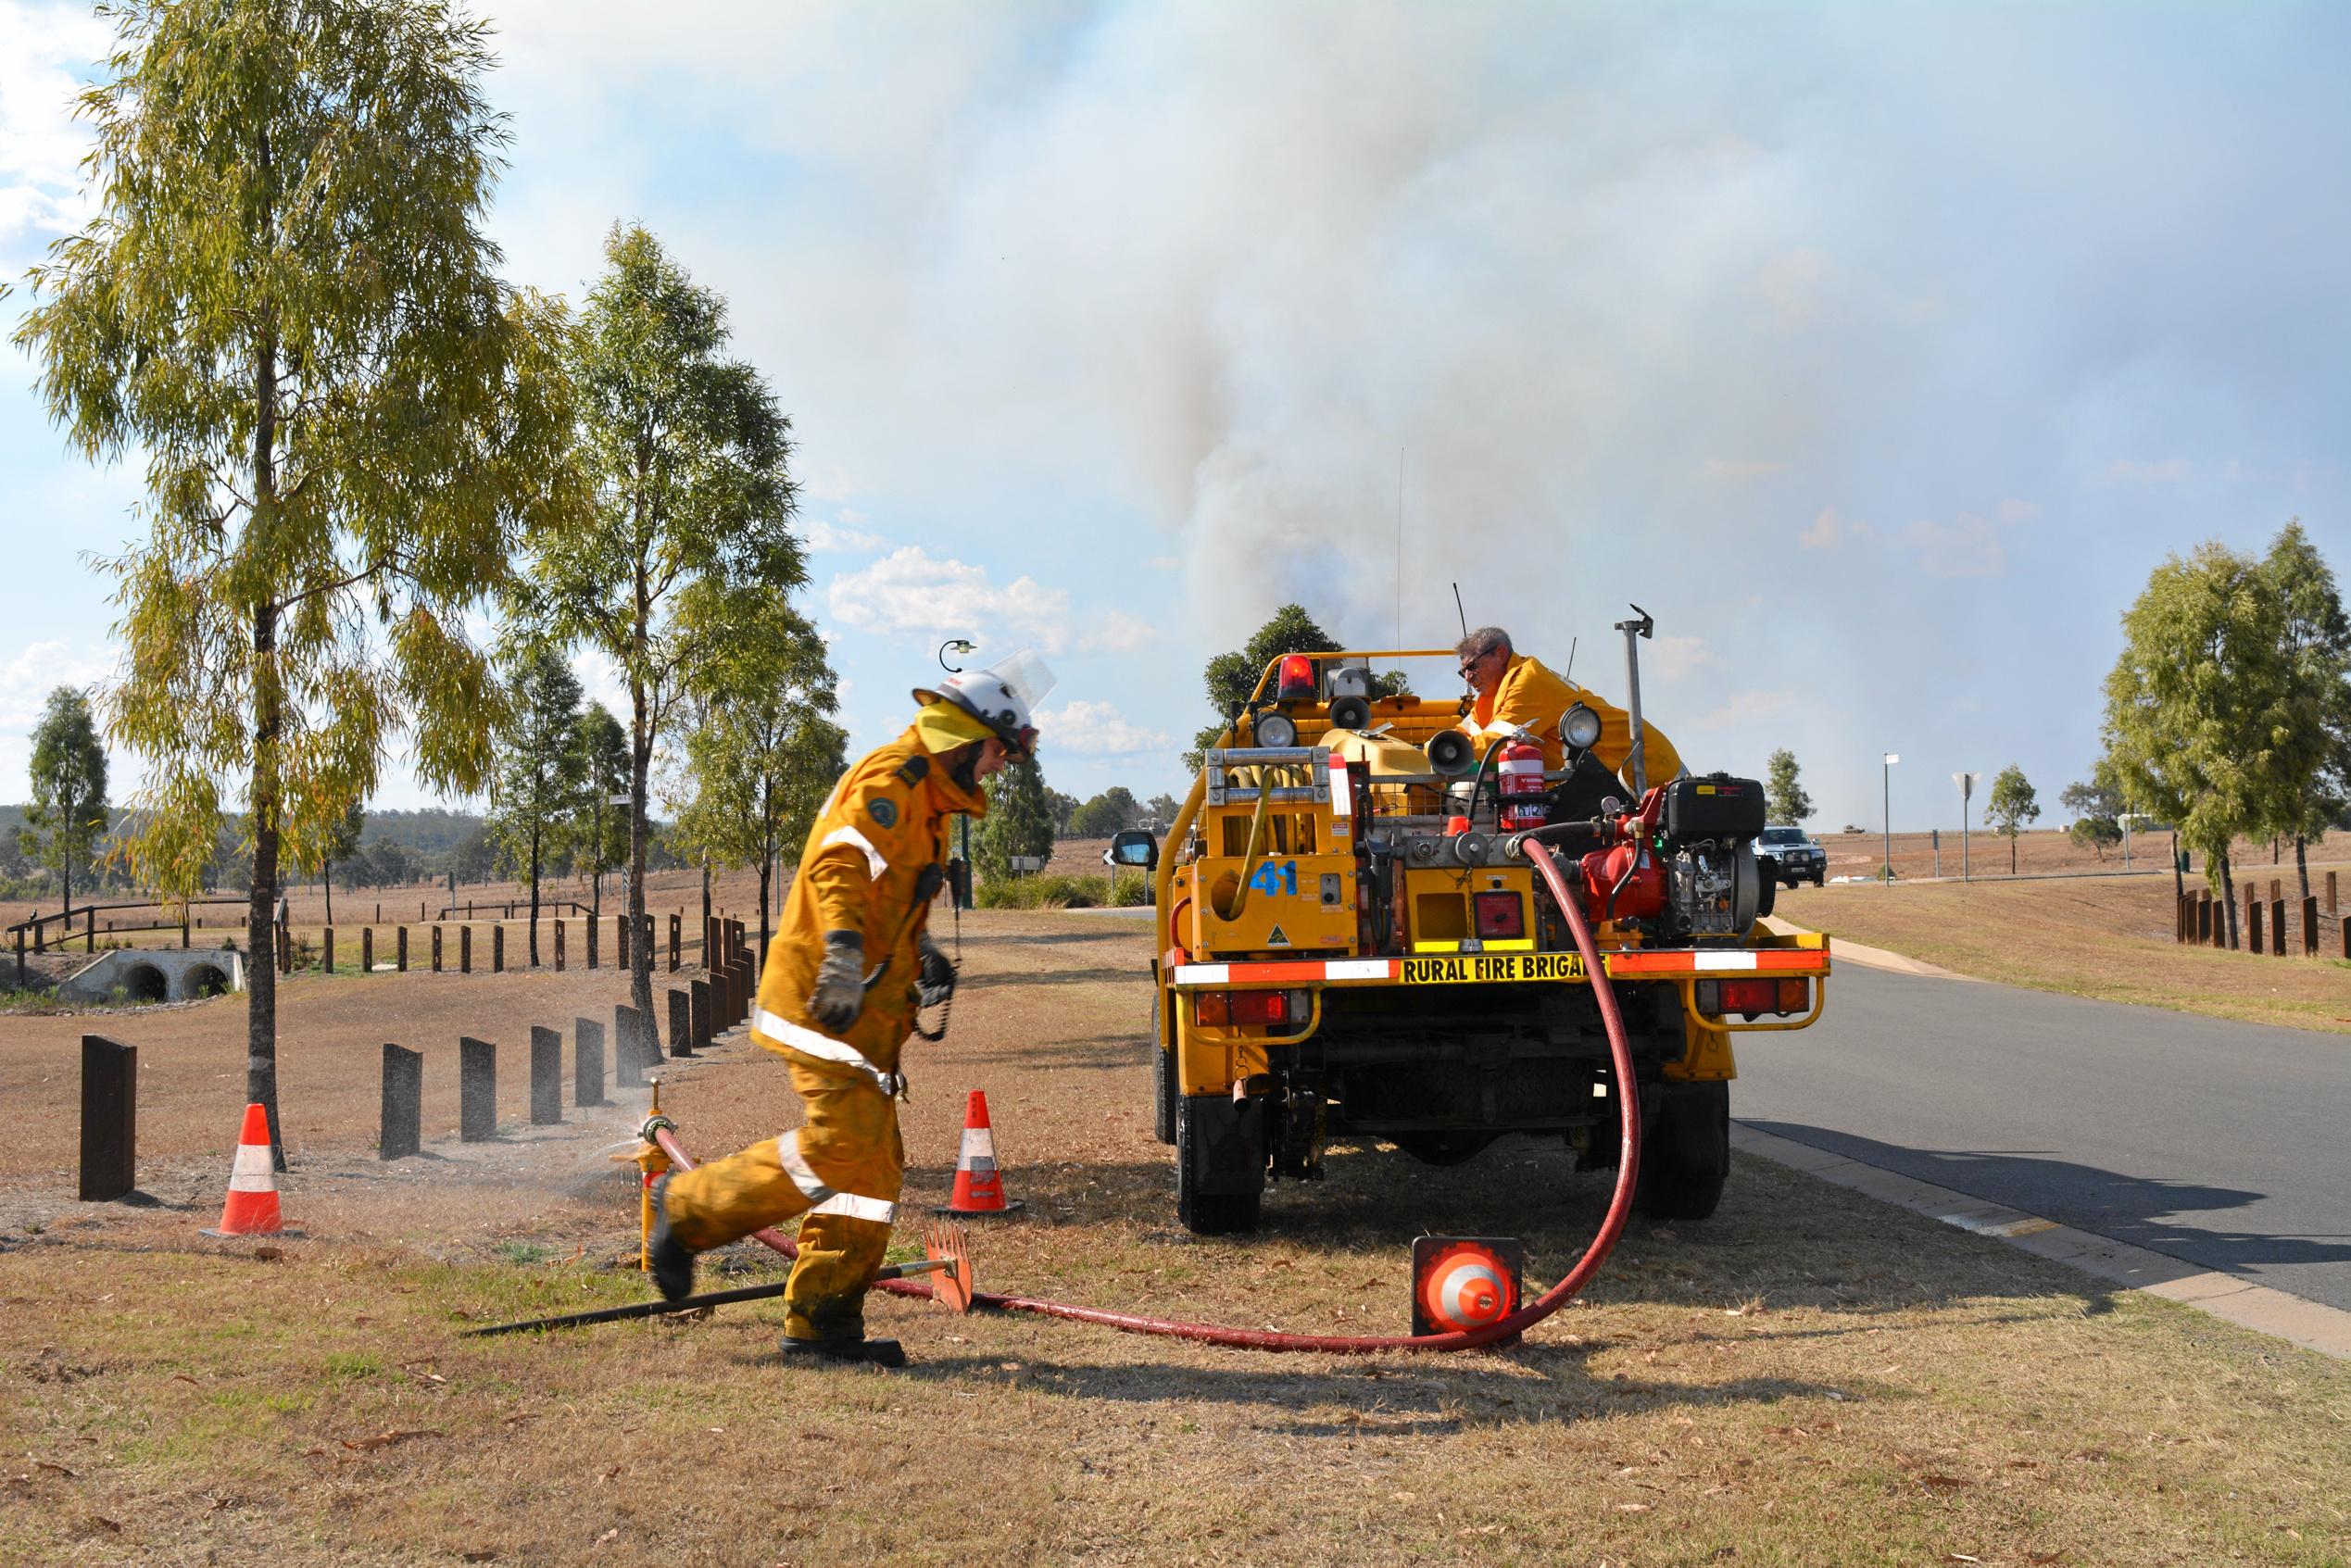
[1454, 625, 1682, 789]
[650, 650, 1053, 1367]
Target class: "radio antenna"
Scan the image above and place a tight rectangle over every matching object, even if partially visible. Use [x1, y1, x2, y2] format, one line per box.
[1563, 635, 1577, 684]
[1451, 582, 1468, 639]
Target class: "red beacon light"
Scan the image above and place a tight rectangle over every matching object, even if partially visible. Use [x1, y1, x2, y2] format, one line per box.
[1275, 654, 1316, 702]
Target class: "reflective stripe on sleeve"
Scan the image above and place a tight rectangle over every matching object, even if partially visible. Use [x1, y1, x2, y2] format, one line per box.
[811, 1192, 897, 1224]
[819, 824, 888, 880]
[773, 1130, 835, 1204]
[753, 1006, 902, 1097]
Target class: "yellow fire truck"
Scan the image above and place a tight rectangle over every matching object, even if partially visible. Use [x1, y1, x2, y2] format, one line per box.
[1148, 646, 1831, 1234]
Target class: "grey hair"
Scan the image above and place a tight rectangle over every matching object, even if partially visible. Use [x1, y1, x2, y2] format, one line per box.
[1455, 626, 1513, 660]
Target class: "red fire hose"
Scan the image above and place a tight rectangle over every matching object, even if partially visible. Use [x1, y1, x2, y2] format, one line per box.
[653, 841, 1641, 1355]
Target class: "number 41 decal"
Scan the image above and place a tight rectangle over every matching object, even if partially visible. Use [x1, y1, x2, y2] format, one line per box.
[1250, 859, 1300, 897]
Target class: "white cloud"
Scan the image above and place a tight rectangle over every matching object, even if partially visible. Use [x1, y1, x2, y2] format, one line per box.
[2106, 458, 2193, 483]
[0, 3, 112, 249]
[1798, 508, 1869, 549]
[1033, 699, 1170, 756]
[1900, 498, 2038, 579]
[824, 546, 1071, 648]
[803, 515, 886, 552]
[568, 646, 630, 722]
[1649, 635, 1717, 682]
[1688, 689, 1796, 730]
[1080, 610, 1156, 654]
[0, 637, 116, 729]
[1995, 497, 2042, 524]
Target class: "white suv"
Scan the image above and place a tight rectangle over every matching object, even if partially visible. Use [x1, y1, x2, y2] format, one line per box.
[1755, 825, 1826, 888]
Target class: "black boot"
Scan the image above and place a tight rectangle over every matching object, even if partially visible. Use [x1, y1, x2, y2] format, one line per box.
[779, 1336, 908, 1368]
[646, 1173, 695, 1302]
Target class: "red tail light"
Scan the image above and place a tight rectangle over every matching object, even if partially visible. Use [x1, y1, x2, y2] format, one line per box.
[1193, 989, 1309, 1028]
[1472, 891, 1525, 939]
[1696, 977, 1808, 1018]
[1276, 654, 1316, 700]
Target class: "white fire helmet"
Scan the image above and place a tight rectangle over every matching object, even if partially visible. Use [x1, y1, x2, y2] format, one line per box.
[913, 648, 1057, 758]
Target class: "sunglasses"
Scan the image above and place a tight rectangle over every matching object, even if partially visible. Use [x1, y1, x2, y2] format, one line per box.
[1458, 649, 1500, 679]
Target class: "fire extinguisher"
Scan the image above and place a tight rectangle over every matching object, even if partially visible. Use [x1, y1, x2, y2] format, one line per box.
[1497, 734, 1549, 833]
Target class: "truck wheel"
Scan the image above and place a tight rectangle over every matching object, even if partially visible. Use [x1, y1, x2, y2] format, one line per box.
[1152, 1043, 1178, 1147]
[1176, 1094, 1264, 1236]
[1150, 990, 1177, 1146]
[1636, 1080, 1729, 1222]
[1810, 872, 1824, 887]
[1754, 872, 1777, 922]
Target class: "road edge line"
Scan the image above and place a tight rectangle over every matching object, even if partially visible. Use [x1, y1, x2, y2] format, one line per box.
[1730, 1121, 2351, 1361]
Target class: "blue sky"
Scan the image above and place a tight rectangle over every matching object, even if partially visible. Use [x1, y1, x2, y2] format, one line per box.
[4, 0, 2347, 833]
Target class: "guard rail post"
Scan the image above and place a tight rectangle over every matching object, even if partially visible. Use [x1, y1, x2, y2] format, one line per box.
[381, 1044, 421, 1160]
[79, 1035, 137, 1201]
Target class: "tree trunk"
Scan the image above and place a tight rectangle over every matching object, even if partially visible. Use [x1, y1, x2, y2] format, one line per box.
[2217, 850, 2239, 948]
[528, 824, 542, 966]
[701, 861, 712, 928]
[629, 698, 653, 1020]
[2171, 833, 2182, 902]
[246, 285, 287, 1170]
[2294, 835, 2311, 903]
[324, 859, 333, 925]
[2009, 834, 2018, 874]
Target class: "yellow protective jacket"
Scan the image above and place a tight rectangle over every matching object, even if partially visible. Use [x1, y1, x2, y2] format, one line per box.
[752, 723, 987, 1084]
[1461, 652, 1684, 789]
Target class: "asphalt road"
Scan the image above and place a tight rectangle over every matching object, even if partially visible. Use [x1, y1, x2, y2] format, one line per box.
[1735, 966, 2351, 1314]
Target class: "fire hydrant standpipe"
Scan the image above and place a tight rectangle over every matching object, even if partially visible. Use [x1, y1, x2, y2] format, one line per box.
[654, 841, 1641, 1355]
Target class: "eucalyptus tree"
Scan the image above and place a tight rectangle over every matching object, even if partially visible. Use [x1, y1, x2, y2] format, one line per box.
[570, 703, 630, 919]
[22, 687, 109, 918]
[487, 644, 585, 962]
[317, 800, 364, 925]
[2102, 543, 2280, 946]
[2255, 521, 2351, 899]
[11, 0, 581, 1163]
[674, 598, 841, 959]
[532, 224, 802, 1018]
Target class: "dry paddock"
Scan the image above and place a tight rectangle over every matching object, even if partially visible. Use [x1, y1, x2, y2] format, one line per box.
[1, 910, 2345, 1566]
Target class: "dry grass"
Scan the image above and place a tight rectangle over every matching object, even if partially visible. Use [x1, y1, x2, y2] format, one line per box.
[1779, 869, 2351, 1036]
[4, 910, 2347, 1566]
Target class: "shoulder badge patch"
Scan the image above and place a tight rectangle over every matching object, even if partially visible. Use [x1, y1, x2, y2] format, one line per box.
[867, 796, 899, 830]
[894, 755, 930, 786]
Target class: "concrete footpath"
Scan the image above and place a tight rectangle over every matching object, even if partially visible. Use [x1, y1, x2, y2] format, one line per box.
[1735, 1115, 2351, 1360]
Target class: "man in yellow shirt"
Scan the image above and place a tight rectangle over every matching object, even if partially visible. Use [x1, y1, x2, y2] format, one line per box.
[1455, 626, 1681, 794]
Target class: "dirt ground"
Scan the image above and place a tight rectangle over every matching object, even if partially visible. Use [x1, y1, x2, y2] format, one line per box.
[4, 904, 2347, 1565]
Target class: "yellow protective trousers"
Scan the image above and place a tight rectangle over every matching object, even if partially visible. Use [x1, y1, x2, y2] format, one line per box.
[660, 1053, 904, 1343]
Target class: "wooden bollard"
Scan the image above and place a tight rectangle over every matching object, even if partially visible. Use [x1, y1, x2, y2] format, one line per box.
[79, 1035, 137, 1201]
[555, 919, 566, 973]
[362, 927, 374, 973]
[323, 925, 335, 974]
[2272, 897, 2287, 958]
[2327, 870, 2339, 915]
[575, 1016, 608, 1108]
[460, 925, 473, 974]
[381, 1044, 422, 1160]
[493, 924, 504, 973]
[2247, 896, 2264, 955]
[691, 979, 711, 1049]
[668, 988, 693, 1059]
[397, 925, 409, 972]
[669, 912, 681, 972]
[2303, 896, 2320, 957]
[616, 913, 630, 971]
[459, 1036, 497, 1141]
[614, 1005, 645, 1089]
[530, 1025, 563, 1125]
[432, 925, 444, 972]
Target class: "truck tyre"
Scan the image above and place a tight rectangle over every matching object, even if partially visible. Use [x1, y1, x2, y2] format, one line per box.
[1754, 872, 1777, 922]
[1176, 1094, 1264, 1235]
[1636, 1080, 1729, 1222]
[1152, 1042, 1177, 1147]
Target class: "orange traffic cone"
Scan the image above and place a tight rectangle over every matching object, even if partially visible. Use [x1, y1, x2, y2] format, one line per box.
[934, 1089, 1023, 1216]
[203, 1103, 286, 1237]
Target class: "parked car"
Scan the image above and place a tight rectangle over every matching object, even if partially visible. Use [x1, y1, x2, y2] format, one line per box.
[1755, 825, 1826, 887]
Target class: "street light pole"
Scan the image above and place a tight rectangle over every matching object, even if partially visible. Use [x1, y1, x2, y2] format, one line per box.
[1881, 753, 1900, 883]
[1953, 771, 1980, 883]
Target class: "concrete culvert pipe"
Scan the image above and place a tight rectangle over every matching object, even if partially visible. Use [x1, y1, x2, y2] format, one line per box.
[120, 963, 170, 1003]
[185, 963, 231, 999]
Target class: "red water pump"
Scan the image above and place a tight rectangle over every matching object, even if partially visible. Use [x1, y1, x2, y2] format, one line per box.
[1496, 734, 1549, 833]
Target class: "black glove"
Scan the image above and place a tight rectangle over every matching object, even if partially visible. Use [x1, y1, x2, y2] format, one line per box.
[917, 934, 956, 1009]
[810, 930, 865, 1032]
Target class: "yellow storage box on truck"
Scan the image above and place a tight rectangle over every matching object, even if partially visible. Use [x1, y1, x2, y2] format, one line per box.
[1149, 647, 1831, 1234]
